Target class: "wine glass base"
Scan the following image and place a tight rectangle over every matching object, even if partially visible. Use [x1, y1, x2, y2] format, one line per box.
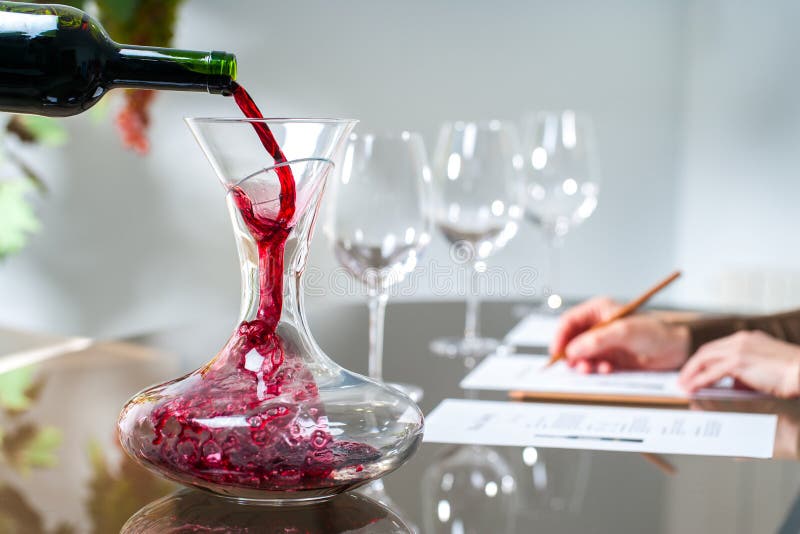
[386, 382, 424, 403]
[429, 336, 501, 360]
[512, 296, 564, 319]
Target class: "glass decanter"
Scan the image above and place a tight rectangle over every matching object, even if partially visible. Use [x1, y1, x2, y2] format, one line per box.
[117, 118, 424, 504]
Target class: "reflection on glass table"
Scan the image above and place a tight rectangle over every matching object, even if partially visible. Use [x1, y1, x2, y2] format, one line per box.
[422, 444, 519, 534]
[122, 488, 411, 534]
[521, 110, 600, 312]
[326, 130, 433, 403]
[428, 120, 523, 360]
[516, 447, 592, 517]
[357, 477, 420, 534]
[6, 304, 800, 533]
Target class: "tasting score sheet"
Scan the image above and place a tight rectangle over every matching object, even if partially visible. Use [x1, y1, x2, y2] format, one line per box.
[424, 399, 777, 458]
[460, 353, 764, 400]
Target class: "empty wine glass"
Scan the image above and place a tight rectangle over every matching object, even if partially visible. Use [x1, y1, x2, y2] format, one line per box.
[326, 131, 432, 401]
[428, 120, 523, 360]
[521, 110, 600, 311]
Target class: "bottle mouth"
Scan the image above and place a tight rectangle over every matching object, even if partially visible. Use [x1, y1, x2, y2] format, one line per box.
[206, 51, 237, 95]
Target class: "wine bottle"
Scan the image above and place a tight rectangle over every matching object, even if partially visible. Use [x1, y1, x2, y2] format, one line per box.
[0, 1, 237, 117]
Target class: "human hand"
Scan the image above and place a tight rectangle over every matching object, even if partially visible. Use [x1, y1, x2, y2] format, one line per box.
[678, 330, 800, 398]
[551, 297, 690, 374]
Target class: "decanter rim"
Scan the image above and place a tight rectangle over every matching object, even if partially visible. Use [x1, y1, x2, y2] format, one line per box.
[233, 157, 334, 189]
[185, 117, 358, 125]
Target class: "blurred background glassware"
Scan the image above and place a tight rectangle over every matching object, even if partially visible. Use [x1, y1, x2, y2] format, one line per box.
[521, 110, 600, 312]
[421, 444, 519, 534]
[122, 488, 412, 534]
[326, 131, 432, 402]
[428, 120, 524, 360]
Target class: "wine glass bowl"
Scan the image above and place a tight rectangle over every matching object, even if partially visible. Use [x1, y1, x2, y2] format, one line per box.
[433, 120, 523, 258]
[429, 120, 523, 359]
[332, 231, 426, 296]
[522, 110, 599, 236]
[521, 110, 600, 310]
[329, 132, 432, 293]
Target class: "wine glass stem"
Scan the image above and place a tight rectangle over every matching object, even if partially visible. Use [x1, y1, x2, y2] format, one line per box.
[464, 259, 481, 341]
[548, 236, 561, 299]
[368, 291, 389, 381]
[463, 354, 479, 399]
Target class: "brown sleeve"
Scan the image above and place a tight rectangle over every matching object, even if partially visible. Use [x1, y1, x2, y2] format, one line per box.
[682, 308, 800, 353]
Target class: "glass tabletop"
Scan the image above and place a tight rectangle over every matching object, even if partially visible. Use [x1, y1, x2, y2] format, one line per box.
[1, 300, 798, 533]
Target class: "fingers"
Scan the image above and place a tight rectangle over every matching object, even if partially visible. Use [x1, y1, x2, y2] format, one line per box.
[680, 331, 800, 398]
[574, 359, 614, 374]
[682, 358, 732, 392]
[597, 360, 614, 374]
[678, 336, 735, 386]
[678, 338, 738, 392]
[565, 320, 632, 362]
[550, 297, 620, 357]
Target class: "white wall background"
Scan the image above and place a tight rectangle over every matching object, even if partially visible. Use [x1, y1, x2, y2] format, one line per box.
[673, 0, 800, 313]
[0, 0, 797, 337]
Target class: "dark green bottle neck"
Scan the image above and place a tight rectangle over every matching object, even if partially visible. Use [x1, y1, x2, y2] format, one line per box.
[109, 46, 237, 95]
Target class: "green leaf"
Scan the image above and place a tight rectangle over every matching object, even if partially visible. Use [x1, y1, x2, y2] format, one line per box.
[1, 423, 61, 473]
[0, 366, 36, 412]
[16, 116, 68, 147]
[28, 0, 84, 7]
[20, 427, 61, 470]
[39, 0, 86, 8]
[0, 180, 40, 259]
[96, 0, 140, 27]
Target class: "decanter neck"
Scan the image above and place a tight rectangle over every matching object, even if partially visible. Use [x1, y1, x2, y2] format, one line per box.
[227, 195, 314, 327]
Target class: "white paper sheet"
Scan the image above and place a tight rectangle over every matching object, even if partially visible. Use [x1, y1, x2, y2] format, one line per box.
[424, 398, 777, 458]
[460, 354, 763, 400]
[504, 314, 561, 348]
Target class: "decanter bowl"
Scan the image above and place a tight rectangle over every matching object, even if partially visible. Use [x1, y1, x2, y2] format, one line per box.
[118, 351, 424, 504]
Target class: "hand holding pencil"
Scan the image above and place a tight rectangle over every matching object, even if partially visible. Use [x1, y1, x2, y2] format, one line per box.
[548, 271, 690, 374]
